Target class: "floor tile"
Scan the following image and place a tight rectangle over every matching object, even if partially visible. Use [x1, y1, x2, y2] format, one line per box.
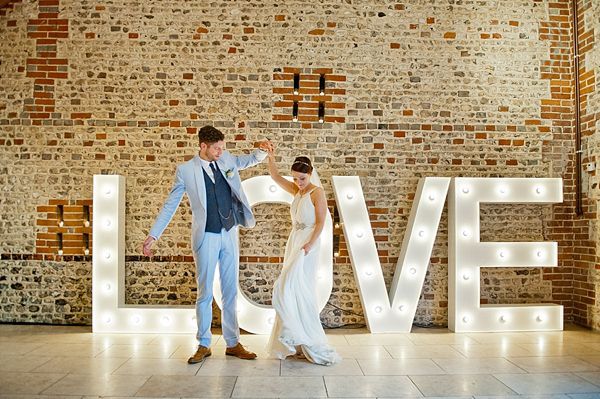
[0, 372, 66, 395]
[575, 371, 600, 387]
[0, 355, 52, 372]
[26, 343, 106, 358]
[95, 343, 180, 358]
[281, 358, 362, 376]
[334, 345, 392, 359]
[135, 375, 236, 397]
[410, 374, 516, 396]
[32, 356, 128, 374]
[112, 358, 201, 375]
[197, 358, 280, 376]
[518, 343, 600, 357]
[0, 342, 43, 356]
[41, 373, 149, 396]
[358, 358, 445, 375]
[408, 333, 478, 346]
[232, 376, 327, 398]
[433, 357, 527, 374]
[474, 395, 571, 399]
[344, 333, 413, 346]
[324, 375, 422, 397]
[452, 343, 533, 358]
[494, 373, 600, 395]
[507, 356, 599, 373]
[385, 344, 464, 359]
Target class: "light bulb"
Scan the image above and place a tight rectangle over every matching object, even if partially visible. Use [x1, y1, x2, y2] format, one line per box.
[104, 218, 112, 228]
[103, 250, 111, 260]
[319, 118, 324, 123]
[292, 117, 298, 122]
[346, 192, 354, 200]
[535, 186, 543, 195]
[58, 221, 64, 227]
[409, 267, 417, 275]
[417, 230, 425, 238]
[365, 269, 373, 276]
[462, 316, 469, 323]
[536, 315, 544, 322]
[293, 90, 298, 95]
[334, 251, 340, 257]
[461, 187, 470, 194]
[498, 250, 507, 259]
[319, 90, 324, 95]
[356, 231, 364, 238]
[498, 186, 508, 195]
[374, 306, 383, 313]
[462, 274, 470, 280]
[57, 249, 63, 256]
[104, 283, 111, 292]
[84, 248, 90, 256]
[398, 305, 405, 311]
[104, 315, 112, 324]
[536, 250, 544, 258]
[104, 187, 113, 196]
[334, 223, 340, 229]
[499, 315, 507, 323]
[84, 220, 90, 227]
[268, 317, 274, 325]
[461, 229, 469, 238]
[428, 193, 436, 201]
[269, 185, 277, 192]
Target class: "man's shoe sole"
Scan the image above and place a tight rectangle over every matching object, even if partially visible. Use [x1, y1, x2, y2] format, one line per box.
[225, 352, 256, 360]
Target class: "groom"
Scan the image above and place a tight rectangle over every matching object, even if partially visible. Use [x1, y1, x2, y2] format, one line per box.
[142, 125, 270, 363]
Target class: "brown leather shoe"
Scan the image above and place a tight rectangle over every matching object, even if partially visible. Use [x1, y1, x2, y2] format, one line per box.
[187, 345, 212, 364]
[225, 342, 257, 360]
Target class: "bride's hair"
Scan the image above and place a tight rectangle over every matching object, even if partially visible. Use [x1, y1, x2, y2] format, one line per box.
[291, 156, 313, 174]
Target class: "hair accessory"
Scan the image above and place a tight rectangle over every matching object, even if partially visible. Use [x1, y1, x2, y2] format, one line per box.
[293, 161, 311, 168]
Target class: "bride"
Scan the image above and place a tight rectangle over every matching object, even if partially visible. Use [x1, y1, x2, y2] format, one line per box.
[265, 146, 340, 366]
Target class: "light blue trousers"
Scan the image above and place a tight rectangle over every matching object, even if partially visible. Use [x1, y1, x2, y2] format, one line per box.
[193, 228, 240, 348]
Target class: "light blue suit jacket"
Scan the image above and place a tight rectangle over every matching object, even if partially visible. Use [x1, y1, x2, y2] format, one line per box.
[149, 149, 267, 252]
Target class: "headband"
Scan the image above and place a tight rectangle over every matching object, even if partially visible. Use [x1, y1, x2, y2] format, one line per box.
[293, 161, 311, 168]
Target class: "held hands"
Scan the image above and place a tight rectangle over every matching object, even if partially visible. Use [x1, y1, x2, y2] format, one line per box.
[256, 139, 273, 153]
[142, 236, 156, 257]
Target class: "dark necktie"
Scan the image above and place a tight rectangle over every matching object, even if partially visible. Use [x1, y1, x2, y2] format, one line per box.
[209, 162, 218, 182]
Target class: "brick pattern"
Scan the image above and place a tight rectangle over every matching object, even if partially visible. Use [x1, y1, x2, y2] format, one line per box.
[36, 200, 93, 256]
[576, 0, 600, 329]
[23, 0, 68, 124]
[0, 0, 597, 328]
[273, 67, 346, 127]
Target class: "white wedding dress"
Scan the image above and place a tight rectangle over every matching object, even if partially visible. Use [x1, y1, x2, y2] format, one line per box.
[267, 187, 340, 365]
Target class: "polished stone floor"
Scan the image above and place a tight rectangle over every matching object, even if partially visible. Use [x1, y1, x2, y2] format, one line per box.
[2, 323, 600, 398]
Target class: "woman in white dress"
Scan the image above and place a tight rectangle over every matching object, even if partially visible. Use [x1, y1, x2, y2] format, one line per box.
[265, 148, 340, 366]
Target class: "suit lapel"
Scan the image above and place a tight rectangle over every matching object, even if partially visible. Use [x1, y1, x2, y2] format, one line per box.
[193, 155, 207, 209]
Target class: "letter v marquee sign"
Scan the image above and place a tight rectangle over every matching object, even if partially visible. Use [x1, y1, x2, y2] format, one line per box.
[93, 175, 562, 334]
[332, 176, 563, 333]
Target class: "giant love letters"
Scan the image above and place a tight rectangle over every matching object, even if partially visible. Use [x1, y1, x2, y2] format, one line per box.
[92, 174, 563, 334]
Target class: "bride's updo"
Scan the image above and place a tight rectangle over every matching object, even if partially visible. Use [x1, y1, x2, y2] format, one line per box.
[291, 156, 313, 174]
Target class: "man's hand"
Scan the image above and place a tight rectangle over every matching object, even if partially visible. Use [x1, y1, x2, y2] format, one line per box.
[142, 236, 156, 257]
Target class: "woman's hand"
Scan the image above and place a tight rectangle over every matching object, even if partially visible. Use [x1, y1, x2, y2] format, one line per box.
[302, 241, 314, 255]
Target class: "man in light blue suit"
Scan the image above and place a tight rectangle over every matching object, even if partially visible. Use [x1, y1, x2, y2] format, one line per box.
[142, 125, 270, 363]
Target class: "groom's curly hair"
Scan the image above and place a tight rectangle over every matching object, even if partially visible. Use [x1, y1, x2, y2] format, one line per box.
[198, 125, 225, 145]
